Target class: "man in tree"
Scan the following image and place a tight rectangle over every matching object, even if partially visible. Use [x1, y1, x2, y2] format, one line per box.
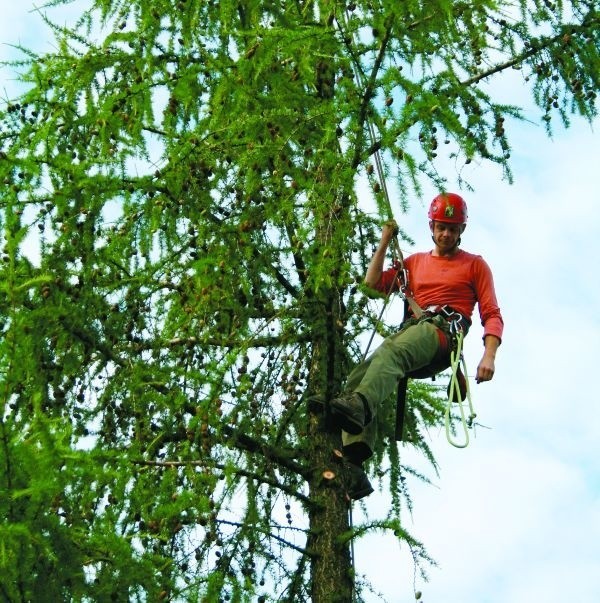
[333, 193, 504, 498]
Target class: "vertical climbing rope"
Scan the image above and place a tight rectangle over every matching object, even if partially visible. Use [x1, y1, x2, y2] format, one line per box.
[341, 10, 406, 602]
[335, 10, 476, 601]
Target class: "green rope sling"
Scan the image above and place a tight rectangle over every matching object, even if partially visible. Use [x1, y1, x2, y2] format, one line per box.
[445, 330, 477, 448]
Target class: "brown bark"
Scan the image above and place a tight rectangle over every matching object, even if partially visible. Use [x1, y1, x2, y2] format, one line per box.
[308, 424, 353, 603]
[306, 282, 354, 602]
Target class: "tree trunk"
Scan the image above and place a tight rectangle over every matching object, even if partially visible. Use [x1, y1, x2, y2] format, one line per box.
[307, 285, 354, 602]
[308, 428, 354, 603]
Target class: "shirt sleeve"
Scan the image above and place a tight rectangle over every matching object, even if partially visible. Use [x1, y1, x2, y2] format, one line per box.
[373, 261, 403, 295]
[472, 256, 504, 342]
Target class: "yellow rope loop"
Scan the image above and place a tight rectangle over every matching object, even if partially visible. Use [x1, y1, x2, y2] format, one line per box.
[444, 331, 476, 448]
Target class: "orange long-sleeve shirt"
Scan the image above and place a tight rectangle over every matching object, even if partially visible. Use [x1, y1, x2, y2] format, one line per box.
[375, 249, 504, 341]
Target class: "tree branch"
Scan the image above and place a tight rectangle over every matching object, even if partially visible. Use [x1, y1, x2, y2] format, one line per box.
[133, 457, 313, 505]
[133, 331, 312, 352]
[350, 18, 395, 169]
[219, 518, 315, 557]
[222, 425, 309, 479]
[460, 17, 600, 87]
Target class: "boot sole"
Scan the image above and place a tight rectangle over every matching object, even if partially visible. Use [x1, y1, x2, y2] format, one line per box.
[349, 483, 374, 501]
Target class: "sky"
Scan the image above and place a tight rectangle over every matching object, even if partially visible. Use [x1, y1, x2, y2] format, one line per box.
[2, 3, 599, 602]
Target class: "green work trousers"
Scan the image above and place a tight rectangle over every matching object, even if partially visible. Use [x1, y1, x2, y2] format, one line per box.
[342, 316, 446, 461]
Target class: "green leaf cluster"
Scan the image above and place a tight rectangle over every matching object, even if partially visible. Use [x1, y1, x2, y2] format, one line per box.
[0, 0, 597, 600]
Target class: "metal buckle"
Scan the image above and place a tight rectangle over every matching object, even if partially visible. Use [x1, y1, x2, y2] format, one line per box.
[421, 305, 467, 334]
[396, 268, 410, 294]
[438, 305, 455, 318]
[437, 305, 465, 333]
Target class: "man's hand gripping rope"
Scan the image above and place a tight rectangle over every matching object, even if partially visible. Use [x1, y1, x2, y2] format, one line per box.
[384, 220, 424, 320]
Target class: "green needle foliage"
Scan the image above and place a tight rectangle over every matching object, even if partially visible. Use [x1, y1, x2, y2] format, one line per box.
[0, 1, 597, 601]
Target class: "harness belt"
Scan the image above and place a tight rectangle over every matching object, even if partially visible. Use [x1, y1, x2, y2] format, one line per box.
[422, 304, 472, 335]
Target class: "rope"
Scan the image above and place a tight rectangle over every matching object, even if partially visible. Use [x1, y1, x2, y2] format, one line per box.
[360, 257, 402, 360]
[335, 11, 482, 599]
[348, 504, 357, 603]
[444, 330, 476, 448]
[338, 12, 389, 602]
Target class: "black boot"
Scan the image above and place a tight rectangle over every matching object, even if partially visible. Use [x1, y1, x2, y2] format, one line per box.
[346, 462, 374, 501]
[330, 392, 372, 435]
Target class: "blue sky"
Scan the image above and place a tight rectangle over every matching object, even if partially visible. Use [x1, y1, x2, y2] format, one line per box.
[2, 3, 599, 602]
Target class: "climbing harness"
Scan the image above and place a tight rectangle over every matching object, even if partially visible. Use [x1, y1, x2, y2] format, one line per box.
[392, 305, 473, 443]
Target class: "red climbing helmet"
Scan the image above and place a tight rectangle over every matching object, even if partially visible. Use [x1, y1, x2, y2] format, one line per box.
[428, 193, 468, 224]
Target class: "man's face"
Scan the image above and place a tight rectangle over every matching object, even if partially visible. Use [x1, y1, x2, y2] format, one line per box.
[430, 220, 464, 252]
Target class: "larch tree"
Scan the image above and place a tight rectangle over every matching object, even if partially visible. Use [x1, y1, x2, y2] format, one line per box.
[0, 0, 597, 601]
